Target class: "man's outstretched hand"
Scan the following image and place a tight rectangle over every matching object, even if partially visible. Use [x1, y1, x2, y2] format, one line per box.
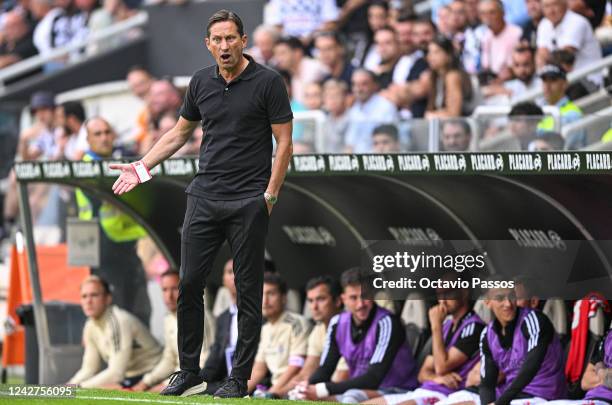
[110, 163, 140, 195]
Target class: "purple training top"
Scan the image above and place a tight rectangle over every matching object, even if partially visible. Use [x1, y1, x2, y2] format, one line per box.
[585, 330, 612, 401]
[421, 311, 485, 395]
[487, 307, 565, 400]
[334, 306, 418, 390]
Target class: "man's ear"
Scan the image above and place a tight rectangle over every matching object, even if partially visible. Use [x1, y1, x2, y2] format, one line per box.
[205, 37, 211, 52]
[242, 34, 248, 49]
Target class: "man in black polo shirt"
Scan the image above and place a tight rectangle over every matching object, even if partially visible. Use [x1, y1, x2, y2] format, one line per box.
[110, 9, 293, 399]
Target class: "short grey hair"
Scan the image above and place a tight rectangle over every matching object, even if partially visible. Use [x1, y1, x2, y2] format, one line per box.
[479, 0, 505, 13]
[322, 78, 348, 94]
[253, 24, 280, 42]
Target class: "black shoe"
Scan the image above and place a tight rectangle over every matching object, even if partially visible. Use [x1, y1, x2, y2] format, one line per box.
[213, 377, 248, 399]
[160, 370, 207, 397]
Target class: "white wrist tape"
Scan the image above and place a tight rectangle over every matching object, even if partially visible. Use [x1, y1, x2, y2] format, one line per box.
[288, 355, 305, 368]
[130, 160, 152, 183]
[315, 383, 329, 399]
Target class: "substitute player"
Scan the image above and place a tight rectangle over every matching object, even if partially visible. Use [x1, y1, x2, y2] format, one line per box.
[368, 279, 485, 405]
[248, 273, 310, 397]
[446, 280, 565, 405]
[300, 268, 418, 403]
[548, 328, 612, 405]
[68, 276, 162, 388]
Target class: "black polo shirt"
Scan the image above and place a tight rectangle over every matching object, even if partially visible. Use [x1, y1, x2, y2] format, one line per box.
[180, 54, 293, 200]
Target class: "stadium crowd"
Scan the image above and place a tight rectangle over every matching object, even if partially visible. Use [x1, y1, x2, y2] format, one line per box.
[0, 0, 610, 161]
[67, 261, 612, 404]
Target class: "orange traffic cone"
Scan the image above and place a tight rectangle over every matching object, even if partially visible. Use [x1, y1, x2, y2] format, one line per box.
[1, 243, 27, 368]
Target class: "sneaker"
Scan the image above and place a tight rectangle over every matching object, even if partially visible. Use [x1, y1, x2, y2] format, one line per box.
[213, 377, 249, 399]
[160, 370, 207, 397]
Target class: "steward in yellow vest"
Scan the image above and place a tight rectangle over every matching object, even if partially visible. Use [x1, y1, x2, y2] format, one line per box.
[75, 118, 150, 324]
[537, 64, 584, 149]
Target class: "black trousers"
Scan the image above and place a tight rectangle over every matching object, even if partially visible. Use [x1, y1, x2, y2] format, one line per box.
[178, 194, 269, 380]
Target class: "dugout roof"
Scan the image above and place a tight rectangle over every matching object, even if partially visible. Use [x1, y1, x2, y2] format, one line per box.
[14, 152, 612, 298]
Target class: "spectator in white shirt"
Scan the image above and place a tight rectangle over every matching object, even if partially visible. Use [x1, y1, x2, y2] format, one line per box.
[54, 101, 86, 160]
[536, 0, 603, 86]
[273, 36, 328, 104]
[321, 79, 349, 153]
[51, 0, 90, 62]
[30, 0, 63, 58]
[344, 69, 398, 153]
[248, 24, 279, 66]
[483, 45, 541, 103]
[267, 0, 339, 45]
[371, 26, 404, 89]
[391, 13, 426, 85]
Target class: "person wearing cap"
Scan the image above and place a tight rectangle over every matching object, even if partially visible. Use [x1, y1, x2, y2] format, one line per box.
[17, 91, 57, 161]
[3, 91, 54, 238]
[536, 64, 584, 149]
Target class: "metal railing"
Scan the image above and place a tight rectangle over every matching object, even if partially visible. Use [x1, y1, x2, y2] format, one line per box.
[562, 106, 612, 139]
[513, 54, 612, 104]
[294, 110, 328, 152]
[574, 88, 611, 113]
[0, 11, 148, 92]
[472, 105, 562, 133]
[56, 81, 130, 104]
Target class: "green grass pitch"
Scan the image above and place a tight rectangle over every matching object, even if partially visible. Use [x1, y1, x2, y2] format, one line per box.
[0, 388, 324, 404]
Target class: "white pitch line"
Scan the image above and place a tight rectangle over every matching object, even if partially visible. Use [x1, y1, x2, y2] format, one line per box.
[77, 395, 226, 405]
